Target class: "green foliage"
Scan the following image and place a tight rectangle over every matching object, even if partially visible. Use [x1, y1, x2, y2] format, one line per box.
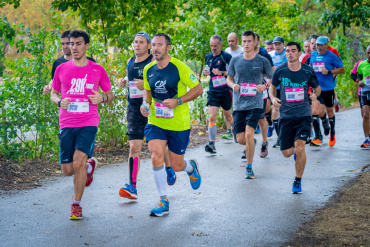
[0, 0, 20, 8]
[0, 17, 15, 76]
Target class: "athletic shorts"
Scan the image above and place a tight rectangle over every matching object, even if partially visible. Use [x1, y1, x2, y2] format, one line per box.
[126, 103, 148, 140]
[207, 90, 232, 111]
[260, 99, 268, 119]
[233, 108, 265, 134]
[361, 92, 370, 106]
[59, 126, 98, 164]
[279, 116, 311, 151]
[318, 90, 334, 107]
[144, 124, 190, 155]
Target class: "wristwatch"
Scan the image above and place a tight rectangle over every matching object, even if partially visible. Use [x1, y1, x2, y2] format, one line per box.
[57, 100, 61, 107]
[177, 97, 183, 105]
[328, 70, 332, 74]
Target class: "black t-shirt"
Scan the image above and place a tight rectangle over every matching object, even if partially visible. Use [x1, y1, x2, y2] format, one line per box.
[258, 48, 274, 67]
[272, 63, 319, 119]
[205, 50, 232, 93]
[51, 56, 96, 79]
[127, 54, 153, 106]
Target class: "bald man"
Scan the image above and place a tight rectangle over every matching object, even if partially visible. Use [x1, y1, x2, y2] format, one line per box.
[225, 32, 243, 57]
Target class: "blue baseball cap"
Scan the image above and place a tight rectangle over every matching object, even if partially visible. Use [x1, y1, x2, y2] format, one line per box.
[315, 36, 328, 45]
[272, 36, 284, 44]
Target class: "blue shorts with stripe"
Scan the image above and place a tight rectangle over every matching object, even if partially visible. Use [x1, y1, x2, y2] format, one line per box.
[58, 126, 98, 164]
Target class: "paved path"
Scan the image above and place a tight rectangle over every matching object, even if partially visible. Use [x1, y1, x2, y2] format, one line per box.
[1, 108, 369, 247]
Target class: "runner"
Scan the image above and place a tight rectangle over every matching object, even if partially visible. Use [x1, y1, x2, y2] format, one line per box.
[116, 32, 176, 200]
[309, 36, 345, 147]
[265, 40, 275, 53]
[302, 35, 318, 65]
[303, 40, 311, 55]
[351, 58, 367, 117]
[270, 42, 321, 193]
[50, 30, 114, 220]
[227, 31, 273, 178]
[356, 45, 370, 148]
[43, 31, 95, 95]
[203, 35, 233, 153]
[141, 33, 203, 216]
[268, 36, 287, 148]
[225, 32, 244, 57]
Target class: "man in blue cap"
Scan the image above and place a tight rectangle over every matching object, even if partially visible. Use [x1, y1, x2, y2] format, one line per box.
[310, 36, 345, 147]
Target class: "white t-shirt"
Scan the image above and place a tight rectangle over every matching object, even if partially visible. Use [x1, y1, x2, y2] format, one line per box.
[225, 45, 244, 58]
[299, 52, 305, 62]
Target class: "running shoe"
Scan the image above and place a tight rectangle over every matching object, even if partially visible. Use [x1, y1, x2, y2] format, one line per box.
[70, 203, 83, 220]
[267, 125, 274, 137]
[119, 183, 138, 199]
[241, 150, 246, 159]
[328, 133, 336, 147]
[150, 199, 169, 217]
[86, 157, 98, 187]
[255, 125, 261, 134]
[166, 167, 177, 186]
[260, 142, 268, 158]
[222, 131, 233, 140]
[292, 180, 302, 194]
[188, 160, 201, 190]
[310, 135, 322, 146]
[323, 120, 330, 136]
[245, 166, 254, 179]
[361, 139, 370, 148]
[272, 138, 280, 148]
[205, 142, 216, 153]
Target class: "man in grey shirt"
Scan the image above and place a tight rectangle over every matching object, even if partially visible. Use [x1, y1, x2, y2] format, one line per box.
[225, 32, 244, 58]
[227, 31, 273, 179]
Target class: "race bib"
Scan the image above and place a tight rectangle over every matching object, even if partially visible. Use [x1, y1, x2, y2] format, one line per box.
[129, 81, 144, 98]
[263, 88, 268, 99]
[67, 98, 89, 113]
[212, 76, 227, 87]
[154, 102, 174, 118]
[364, 76, 370, 86]
[285, 88, 304, 102]
[240, 83, 257, 96]
[313, 62, 325, 73]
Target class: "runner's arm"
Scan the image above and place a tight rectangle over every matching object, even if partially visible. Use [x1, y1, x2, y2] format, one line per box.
[102, 89, 115, 104]
[351, 73, 358, 82]
[50, 88, 70, 109]
[180, 83, 203, 103]
[330, 66, 345, 75]
[226, 76, 239, 92]
[312, 86, 321, 98]
[144, 89, 152, 104]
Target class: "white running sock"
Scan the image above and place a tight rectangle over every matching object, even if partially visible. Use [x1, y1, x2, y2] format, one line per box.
[183, 160, 193, 174]
[153, 166, 167, 199]
[87, 163, 93, 174]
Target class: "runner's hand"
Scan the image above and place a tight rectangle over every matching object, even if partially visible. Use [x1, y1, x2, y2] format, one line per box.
[203, 68, 210, 76]
[88, 90, 104, 104]
[232, 84, 240, 92]
[116, 78, 127, 88]
[163, 98, 178, 109]
[212, 68, 222, 76]
[256, 84, 265, 92]
[43, 85, 52, 95]
[321, 67, 329, 75]
[60, 98, 71, 109]
[309, 93, 317, 101]
[134, 78, 144, 90]
[140, 106, 150, 117]
[359, 81, 364, 87]
[272, 97, 281, 107]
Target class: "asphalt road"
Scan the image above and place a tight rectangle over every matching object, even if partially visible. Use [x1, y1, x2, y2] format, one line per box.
[1, 108, 369, 247]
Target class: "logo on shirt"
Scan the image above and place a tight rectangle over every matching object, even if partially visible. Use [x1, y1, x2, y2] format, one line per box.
[138, 69, 143, 77]
[86, 84, 94, 89]
[190, 74, 197, 82]
[67, 74, 88, 95]
[149, 74, 154, 78]
[282, 77, 307, 88]
[154, 80, 168, 94]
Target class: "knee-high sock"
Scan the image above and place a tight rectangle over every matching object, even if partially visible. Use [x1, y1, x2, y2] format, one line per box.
[209, 123, 217, 142]
[265, 112, 272, 126]
[329, 116, 335, 135]
[273, 120, 279, 137]
[320, 113, 328, 127]
[312, 115, 321, 138]
[129, 157, 139, 188]
[153, 166, 167, 200]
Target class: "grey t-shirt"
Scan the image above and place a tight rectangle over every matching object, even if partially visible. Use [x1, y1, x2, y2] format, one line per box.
[272, 63, 319, 119]
[228, 54, 274, 111]
[225, 46, 244, 58]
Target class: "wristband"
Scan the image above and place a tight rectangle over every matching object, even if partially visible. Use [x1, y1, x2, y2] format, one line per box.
[328, 70, 332, 74]
[57, 100, 61, 107]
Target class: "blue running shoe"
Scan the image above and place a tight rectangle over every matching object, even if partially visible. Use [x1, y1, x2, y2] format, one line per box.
[267, 125, 274, 137]
[188, 160, 201, 190]
[245, 166, 254, 179]
[119, 183, 137, 200]
[255, 125, 261, 134]
[150, 200, 169, 217]
[292, 180, 302, 194]
[166, 167, 177, 186]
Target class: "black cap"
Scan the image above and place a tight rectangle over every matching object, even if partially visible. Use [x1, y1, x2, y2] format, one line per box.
[272, 36, 284, 44]
[265, 40, 273, 45]
[136, 31, 151, 43]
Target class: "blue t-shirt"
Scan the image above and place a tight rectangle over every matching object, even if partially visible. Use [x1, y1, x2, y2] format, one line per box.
[205, 50, 232, 93]
[310, 50, 344, 91]
[268, 48, 287, 67]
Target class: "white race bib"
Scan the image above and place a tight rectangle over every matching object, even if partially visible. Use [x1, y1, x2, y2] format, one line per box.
[364, 76, 370, 86]
[212, 76, 227, 87]
[285, 88, 304, 102]
[263, 88, 268, 99]
[154, 102, 174, 118]
[240, 83, 257, 96]
[67, 99, 89, 113]
[313, 62, 325, 73]
[129, 81, 144, 98]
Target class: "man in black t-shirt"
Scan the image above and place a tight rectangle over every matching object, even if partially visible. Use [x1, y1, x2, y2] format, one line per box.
[43, 31, 96, 95]
[270, 42, 321, 194]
